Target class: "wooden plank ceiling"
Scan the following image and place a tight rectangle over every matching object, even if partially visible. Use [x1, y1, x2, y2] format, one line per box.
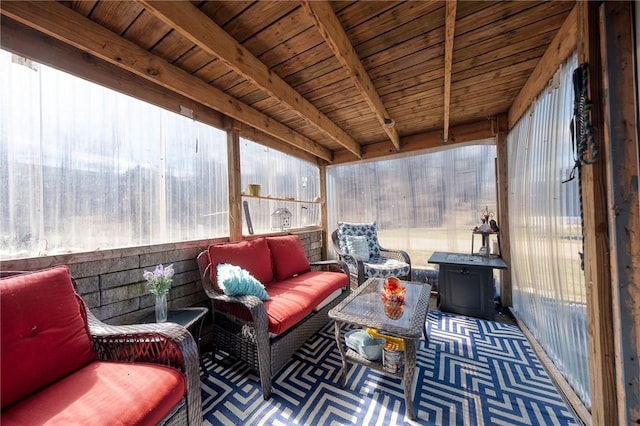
[0, 0, 575, 164]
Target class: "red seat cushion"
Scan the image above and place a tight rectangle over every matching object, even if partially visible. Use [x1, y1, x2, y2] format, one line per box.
[208, 238, 273, 292]
[0, 361, 186, 425]
[266, 235, 311, 281]
[218, 271, 347, 335]
[1, 266, 97, 408]
[264, 271, 347, 335]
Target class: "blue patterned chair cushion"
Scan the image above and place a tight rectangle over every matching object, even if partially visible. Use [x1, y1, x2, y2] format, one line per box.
[346, 256, 411, 280]
[337, 221, 381, 259]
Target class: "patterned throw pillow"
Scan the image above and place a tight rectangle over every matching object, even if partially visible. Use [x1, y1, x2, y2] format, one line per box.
[217, 263, 269, 301]
[337, 221, 381, 258]
[345, 235, 370, 261]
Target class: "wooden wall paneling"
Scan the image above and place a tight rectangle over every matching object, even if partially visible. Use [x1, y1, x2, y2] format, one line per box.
[577, 1, 617, 424]
[600, 2, 640, 423]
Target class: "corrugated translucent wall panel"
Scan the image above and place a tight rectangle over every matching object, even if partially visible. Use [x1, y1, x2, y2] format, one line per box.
[327, 145, 497, 266]
[508, 52, 590, 407]
[240, 138, 320, 234]
[0, 50, 228, 259]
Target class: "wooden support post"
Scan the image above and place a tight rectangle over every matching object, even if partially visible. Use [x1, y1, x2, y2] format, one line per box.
[495, 114, 511, 307]
[577, 1, 617, 424]
[600, 2, 640, 423]
[226, 122, 242, 242]
[319, 162, 328, 260]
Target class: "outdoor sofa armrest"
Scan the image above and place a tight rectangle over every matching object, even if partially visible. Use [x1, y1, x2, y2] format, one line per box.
[310, 259, 349, 275]
[84, 304, 202, 426]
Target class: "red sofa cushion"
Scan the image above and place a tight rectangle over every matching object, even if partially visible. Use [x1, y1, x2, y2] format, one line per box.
[1, 266, 97, 408]
[266, 235, 311, 281]
[0, 361, 186, 425]
[263, 271, 348, 335]
[208, 238, 273, 292]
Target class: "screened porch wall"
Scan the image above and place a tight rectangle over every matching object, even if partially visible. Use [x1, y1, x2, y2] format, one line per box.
[326, 144, 498, 268]
[507, 52, 590, 407]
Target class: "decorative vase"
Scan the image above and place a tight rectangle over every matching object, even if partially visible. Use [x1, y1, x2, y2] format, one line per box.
[155, 294, 168, 323]
[383, 300, 405, 320]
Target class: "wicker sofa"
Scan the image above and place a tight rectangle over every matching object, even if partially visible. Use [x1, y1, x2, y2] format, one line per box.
[197, 235, 350, 399]
[0, 266, 202, 425]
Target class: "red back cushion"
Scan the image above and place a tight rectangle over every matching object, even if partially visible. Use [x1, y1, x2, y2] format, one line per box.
[266, 235, 311, 281]
[208, 238, 273, 291]
[1, 266, 97, 408]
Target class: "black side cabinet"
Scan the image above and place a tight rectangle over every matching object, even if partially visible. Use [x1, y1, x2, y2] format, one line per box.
[428, 252, 508, 321]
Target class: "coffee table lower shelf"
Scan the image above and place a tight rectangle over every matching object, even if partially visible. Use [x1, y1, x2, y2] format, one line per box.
[343, 348, 403, 379]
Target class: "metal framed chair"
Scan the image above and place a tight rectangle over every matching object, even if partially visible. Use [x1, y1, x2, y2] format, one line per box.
[331, 222, 411, 287]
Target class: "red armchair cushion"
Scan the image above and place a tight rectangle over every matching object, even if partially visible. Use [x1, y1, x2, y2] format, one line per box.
[266, 235, 311, 281]
[208, 238, 273, 291]
[0, 361, 186, 425]
[1, 266, 97, 408]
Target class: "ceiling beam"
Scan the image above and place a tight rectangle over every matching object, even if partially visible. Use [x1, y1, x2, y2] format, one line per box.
[301, 0, 400, 151]
[0, 0, 333, 162]
[137, 0, 361, 159]
[332, 119, 495, 165]
[443, 0, 457, 143]
[508, 5, 577, 129]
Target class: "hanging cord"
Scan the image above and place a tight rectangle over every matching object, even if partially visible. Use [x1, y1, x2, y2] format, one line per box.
[563, 63, 598, 270]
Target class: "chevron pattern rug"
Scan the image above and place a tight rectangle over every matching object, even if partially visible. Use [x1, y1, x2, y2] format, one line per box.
[201, 311, 582, 425]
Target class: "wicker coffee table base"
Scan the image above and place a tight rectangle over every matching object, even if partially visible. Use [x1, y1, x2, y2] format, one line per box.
[333, 322, 420, 420]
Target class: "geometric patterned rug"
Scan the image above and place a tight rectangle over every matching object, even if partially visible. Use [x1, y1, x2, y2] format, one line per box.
[201, 311, 582, 425]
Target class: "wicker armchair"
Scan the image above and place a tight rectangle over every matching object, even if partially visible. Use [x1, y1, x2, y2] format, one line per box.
[85, 306, 202, 425]
[331, 227, 411, 287]
[0, 267, 202, 425]
[197, 247, 350, 400]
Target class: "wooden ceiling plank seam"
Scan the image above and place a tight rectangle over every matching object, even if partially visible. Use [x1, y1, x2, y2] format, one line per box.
[137, 0, 362, 159]
[334, 1, 399, 32]
[508, 5, 577, 129]
[0, 0, 333, 162]
[122, 9, 173, 51]
[343, 1, 442, 56]
[68, 1, 98, 17]
[87, 0, 144, 36]
[443, 0, 457, 143]
[454, 2, 573, 51]
[453, 12, 568, 65]
[301, 0, 400, 150]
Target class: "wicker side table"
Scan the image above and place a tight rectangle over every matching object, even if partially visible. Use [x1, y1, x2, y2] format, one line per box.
[139, 307, 209, 376]
[328, 278, 431, 420]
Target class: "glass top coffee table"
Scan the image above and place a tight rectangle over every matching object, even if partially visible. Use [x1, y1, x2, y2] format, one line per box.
[328, 277, 432, 420]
